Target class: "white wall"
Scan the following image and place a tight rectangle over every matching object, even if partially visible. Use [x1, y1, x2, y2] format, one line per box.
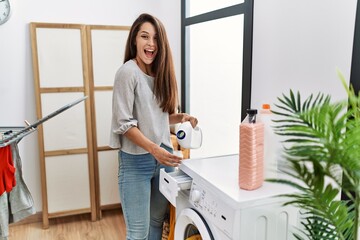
[1, 0, 357, 214]
[0, 0, 180, 212]
[251, 0, 357, 110]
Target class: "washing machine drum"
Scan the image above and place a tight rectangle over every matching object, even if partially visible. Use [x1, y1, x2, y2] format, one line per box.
[175, 208, 214, 240]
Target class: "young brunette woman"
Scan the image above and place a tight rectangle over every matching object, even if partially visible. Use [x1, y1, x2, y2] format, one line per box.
[110, 13, 198, 240]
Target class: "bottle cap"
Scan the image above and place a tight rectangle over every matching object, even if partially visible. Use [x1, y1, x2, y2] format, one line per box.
[246, 109, 257, 123]
[247, 109, 257, 115]
[262, 104, 270, 110]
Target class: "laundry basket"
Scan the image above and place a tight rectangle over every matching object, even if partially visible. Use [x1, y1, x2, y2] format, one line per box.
[162, 204, 176, 240]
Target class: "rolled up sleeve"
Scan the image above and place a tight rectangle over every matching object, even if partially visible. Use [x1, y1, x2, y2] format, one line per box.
[109, 67, 138, 148]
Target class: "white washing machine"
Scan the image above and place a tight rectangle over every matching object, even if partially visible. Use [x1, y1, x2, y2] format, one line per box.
[160, 154, 300, 240]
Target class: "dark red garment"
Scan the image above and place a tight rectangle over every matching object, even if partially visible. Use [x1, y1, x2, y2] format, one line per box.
[0, 145, 16, 195]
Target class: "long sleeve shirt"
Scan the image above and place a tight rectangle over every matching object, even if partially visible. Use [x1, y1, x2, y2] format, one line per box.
[109, 60, 172, 154]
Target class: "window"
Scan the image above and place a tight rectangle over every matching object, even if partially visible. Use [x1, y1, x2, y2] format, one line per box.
[186, 0, 245, 17]
[181, 0, 253, 158]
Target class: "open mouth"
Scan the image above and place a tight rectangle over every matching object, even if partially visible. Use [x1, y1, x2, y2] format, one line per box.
[145, 49, 155, 58]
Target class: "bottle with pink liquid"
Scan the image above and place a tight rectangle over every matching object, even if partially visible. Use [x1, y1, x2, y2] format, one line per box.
[239, 109, 264, 190]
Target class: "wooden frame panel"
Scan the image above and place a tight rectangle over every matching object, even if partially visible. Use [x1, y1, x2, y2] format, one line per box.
[30, 23, 130, 227]
[30, 22, 96, 228]
[86, 25, 130, 218]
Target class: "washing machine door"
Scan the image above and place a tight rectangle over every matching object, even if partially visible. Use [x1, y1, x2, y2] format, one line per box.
[175, 208, 214, 240]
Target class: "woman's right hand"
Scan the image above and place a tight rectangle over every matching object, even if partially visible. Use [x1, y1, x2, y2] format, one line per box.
[150, 144, 182, 167]
[124, 127, 182, 166]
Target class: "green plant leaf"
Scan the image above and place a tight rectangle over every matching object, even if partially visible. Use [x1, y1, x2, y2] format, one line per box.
[269, 76, 360, 239]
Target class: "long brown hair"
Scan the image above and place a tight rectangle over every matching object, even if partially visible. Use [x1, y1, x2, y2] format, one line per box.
[124, 13, 179, 114]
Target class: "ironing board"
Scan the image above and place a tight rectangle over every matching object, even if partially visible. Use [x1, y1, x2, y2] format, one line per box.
[0, 96, 87, 148]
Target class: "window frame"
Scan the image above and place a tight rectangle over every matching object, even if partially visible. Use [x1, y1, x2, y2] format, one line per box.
[180, 0, 254, 121]
[350, 0, 360, 92]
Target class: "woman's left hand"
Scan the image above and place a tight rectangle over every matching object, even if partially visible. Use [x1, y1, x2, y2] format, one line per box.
[180, 113, 198, 128]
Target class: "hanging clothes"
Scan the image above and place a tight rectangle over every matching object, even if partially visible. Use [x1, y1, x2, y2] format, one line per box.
[0, 142, 35, 240]
[0, 145, 16, 195]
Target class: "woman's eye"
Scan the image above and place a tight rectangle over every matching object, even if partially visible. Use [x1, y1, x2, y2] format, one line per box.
[141, 35, 149, 39]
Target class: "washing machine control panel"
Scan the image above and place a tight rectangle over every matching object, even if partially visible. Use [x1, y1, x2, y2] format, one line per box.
[189, 181, 235, 237]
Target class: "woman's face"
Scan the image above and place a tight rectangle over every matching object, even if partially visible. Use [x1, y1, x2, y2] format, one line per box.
[135, 22, 158, 67]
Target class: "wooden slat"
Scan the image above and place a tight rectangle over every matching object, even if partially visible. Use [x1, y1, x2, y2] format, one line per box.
[85, 24, 101, 221]
[81, 23, 98, 223]
[48, 208, 91, 219]
[39, 87, 85, 93]
[97, 146, 113, 151]
[94, 86, 113, 91]
[44, 148, 88, 157]
[30, 22, 50, 229]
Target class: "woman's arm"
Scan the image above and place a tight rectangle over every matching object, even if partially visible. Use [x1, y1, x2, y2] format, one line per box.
[169, 113, 198, 127]
[124, 127, 182, 166]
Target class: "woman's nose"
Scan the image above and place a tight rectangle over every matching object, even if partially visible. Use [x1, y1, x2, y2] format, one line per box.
[148, 38, 156, 46]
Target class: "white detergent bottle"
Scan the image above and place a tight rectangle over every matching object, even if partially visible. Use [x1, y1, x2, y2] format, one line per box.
[259, 104, 279, 179]
[176, 121, 203, 149]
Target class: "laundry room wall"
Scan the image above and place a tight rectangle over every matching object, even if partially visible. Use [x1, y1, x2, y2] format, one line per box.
[251, 0, 358, 110]
[1, 0, 358, 215]
[0, 0, 181, 212]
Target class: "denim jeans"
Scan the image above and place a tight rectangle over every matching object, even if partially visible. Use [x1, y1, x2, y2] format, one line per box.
[118, 144, 174, 240]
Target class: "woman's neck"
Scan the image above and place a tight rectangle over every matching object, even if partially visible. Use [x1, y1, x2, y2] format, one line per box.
[134, 57, 153, 76]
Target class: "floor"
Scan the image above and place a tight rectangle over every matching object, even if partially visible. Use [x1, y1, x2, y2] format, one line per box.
[8, 210, 126, 240]
[8, 209, 171, 240]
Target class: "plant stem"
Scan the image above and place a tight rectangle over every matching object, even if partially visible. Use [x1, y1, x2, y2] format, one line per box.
[355, 190, 359, 240]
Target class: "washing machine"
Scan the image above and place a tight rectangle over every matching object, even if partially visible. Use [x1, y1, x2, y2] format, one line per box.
[160, 154, 300, 240]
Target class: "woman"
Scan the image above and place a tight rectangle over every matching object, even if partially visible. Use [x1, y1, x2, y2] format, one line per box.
[110, 13, 198, 240]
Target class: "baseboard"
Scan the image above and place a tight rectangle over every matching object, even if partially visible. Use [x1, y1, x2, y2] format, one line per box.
[10, 212, 43, 226]
[9, 204, 122, 226]
[100, 203, 121, 211]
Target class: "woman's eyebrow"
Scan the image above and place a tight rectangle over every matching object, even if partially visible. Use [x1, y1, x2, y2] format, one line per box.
[139, 30, 157, 36]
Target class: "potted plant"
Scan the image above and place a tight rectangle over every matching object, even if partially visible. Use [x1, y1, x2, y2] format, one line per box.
[268, 70, 360, 240]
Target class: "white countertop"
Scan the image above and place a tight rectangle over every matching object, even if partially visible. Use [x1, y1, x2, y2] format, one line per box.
[179, 154, 297, 208]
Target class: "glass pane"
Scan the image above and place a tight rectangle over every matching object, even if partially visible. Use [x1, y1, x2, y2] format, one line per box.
[188, 15, 244, 158]
[187, 0, 244, 17]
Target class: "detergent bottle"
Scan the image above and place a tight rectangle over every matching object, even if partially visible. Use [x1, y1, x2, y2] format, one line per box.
[259, 104, 279, 179]
[176, 121, 202, 149]
[239, 109, 264, 190]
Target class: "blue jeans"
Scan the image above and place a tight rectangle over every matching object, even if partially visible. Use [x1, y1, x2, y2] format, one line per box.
[118, 144, 174, 240]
